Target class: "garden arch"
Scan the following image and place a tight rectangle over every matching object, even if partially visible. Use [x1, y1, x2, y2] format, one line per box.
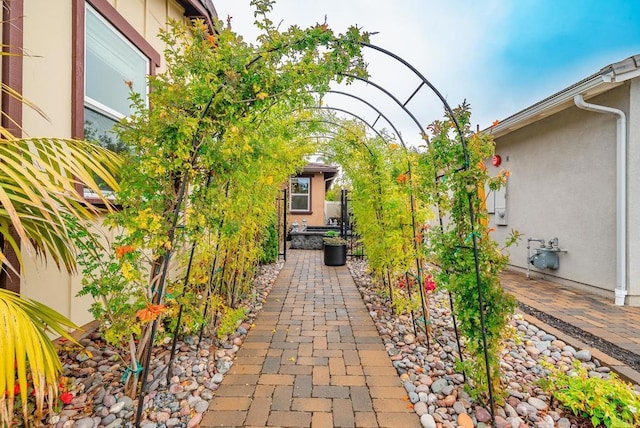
[128, 28, 505, 426]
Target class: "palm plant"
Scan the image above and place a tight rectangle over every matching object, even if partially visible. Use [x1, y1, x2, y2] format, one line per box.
[0, 58, 122, 427]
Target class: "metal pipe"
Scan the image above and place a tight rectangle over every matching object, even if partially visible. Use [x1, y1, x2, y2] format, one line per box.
[574, 94, 627, 305]
[526, 238, 546, 279]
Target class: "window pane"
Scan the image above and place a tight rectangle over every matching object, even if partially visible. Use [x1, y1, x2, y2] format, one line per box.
[85, 4, 147, 118]
[84, 107, 128, 153]
[291, 195, 309, 211]
[291, 177, 309, 194]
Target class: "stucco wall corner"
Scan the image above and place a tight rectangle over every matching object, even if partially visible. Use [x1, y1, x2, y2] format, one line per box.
[626, 78, 640, 300]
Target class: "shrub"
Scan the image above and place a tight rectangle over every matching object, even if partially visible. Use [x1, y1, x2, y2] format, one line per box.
[539, 361, 640, 427]
[259, 219, 279, 264]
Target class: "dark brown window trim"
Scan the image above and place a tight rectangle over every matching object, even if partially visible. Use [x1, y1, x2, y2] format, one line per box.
[290, 174, 313, 213]
[2, 0, 23, 138]
[72, 0, 161, 138]
[85, 0, 161, 68]
[72, 0, 162, 196]
[0, 0, 24, 293]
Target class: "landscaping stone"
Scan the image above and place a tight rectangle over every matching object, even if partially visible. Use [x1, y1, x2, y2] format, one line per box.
[420, 413, 436, 428]
[52, 256, 623, 427]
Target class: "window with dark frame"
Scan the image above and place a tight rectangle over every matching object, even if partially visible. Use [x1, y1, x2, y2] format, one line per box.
[290, 177, 311, 212]
[84, 3, 148, 157]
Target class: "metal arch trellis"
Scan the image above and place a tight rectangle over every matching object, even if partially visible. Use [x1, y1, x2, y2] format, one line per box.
[302, 101, 433, 347]
[132, 34, 496, 427]
[352, 41, 497, 423]
[298, 118, 428, 339]
[318, 78, 470, 383]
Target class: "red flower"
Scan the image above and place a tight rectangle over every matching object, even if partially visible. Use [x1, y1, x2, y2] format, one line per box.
[60, 392, 73, 405]
[423, 274, 436, 293]
[13, 383, 20, 395]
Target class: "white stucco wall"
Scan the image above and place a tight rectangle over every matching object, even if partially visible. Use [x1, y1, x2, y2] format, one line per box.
[627, 78, 640, 304]
[489, 84, 631, 301]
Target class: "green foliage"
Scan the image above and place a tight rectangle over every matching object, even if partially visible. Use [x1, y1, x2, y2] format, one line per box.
[217, 306, 247, 339]
[65, 216, 147, 348]
[539, 361, 640, 427]
[259, 218, 280, 264]
[323, 102, 520, 404]
[0, 289, 78, 427]
[64, 4, 373, 399]
[323, 230, 346, 245]
[422, 102, 518, 403]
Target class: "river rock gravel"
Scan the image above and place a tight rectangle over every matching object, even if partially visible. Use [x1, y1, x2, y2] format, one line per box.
[347, 258, 639, 428]
[53, 261, 283, 428]
[51, 256, 637, 428]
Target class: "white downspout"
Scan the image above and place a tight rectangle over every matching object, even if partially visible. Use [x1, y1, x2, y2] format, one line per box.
[574, 94, 627, 305]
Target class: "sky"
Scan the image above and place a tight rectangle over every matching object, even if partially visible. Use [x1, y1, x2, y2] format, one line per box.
[212, 0, 640, 145]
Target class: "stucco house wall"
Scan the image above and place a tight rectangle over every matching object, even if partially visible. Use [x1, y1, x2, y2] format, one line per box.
[288, 172, 330, 227]
[628, 78, 640, 305]
[5, 0, 216, 325]
[288, 163, 338, 229]
[488, 58, 640, 305]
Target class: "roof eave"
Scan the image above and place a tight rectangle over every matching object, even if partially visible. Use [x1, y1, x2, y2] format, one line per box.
[177, 0, 217, 31]
[490, 74, 617, 138]
[489, 54, 640, 139]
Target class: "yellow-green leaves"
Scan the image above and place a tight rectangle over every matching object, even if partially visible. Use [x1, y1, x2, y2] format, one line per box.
[0, 288, 78, 426]
[0, 137, 121, 273]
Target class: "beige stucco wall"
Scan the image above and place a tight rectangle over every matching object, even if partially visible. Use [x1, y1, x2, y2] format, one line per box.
[18, 0, 189, 325]
[489, 84, 634, 302]
[289, 173, 329, 228]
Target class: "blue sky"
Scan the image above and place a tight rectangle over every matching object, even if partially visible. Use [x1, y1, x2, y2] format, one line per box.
[213, 0, 640, 144]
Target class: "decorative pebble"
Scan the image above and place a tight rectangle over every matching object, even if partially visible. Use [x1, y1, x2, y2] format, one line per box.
[108, 401, 125, 414]
[413, 401, 428, 416]
[420, 413, 436, 428]
[475, 407, 492, 423]
[73, 417, 95, 428]
[186, 413, 202, 428]
[527, 396, 548, 411]
[457, 413, 474, 428]
[575, 349, 592, 361]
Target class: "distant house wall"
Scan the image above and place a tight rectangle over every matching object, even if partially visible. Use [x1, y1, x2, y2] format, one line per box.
[16, 0, 205, 325]
[289, 172, 328, 227]
[489, 83, 636, 302]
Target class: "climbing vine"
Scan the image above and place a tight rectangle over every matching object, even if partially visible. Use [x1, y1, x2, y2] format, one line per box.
[325, 103, 519, 405]
[69, 0, 517, 413]
[419, 102, 519, 403]
[71, 0, 371, 400]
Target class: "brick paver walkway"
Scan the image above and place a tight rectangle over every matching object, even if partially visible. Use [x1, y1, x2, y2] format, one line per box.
[502, 269, 640, 383]
[201, 250, 420, 427]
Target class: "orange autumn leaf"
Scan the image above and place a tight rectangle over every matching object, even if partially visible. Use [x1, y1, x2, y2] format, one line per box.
[115, 244, 135, 259]
[206, 34, 217, 48]
[492, 119, 500, 127]
[136, 303, 167, 322]
[396, 173, 408, 184]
